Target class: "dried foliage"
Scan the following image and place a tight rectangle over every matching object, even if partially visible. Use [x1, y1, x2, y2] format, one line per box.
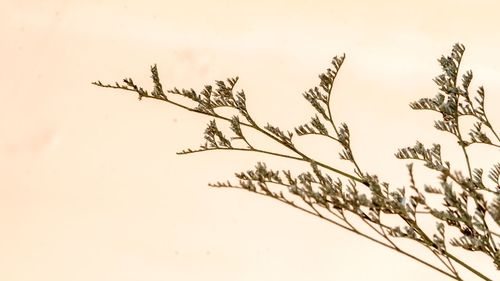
[94, 44, 499, 280]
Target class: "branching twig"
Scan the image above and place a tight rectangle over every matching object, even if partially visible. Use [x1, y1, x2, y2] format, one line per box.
[94, 44, 498, 280]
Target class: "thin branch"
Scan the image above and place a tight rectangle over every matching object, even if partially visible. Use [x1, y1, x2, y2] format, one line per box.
[216, 183, 457, 279]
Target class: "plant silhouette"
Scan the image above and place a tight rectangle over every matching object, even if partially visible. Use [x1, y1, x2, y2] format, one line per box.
[94, 44, 499, 280]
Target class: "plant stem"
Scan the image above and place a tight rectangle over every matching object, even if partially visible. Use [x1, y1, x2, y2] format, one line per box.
[96, 83, 369, 186]
[222, 184, 457, 280]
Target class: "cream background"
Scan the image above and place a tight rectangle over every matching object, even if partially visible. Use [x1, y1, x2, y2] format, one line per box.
[2, 0, 500, 280]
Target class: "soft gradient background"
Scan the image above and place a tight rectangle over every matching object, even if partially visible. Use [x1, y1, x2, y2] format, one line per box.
[2, 1, 500, 280]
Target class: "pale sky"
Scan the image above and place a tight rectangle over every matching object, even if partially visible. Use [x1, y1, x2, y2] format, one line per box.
[1, 1, 500, 280]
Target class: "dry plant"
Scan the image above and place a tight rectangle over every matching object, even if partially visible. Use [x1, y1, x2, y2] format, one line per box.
[94, 44, 499, 280]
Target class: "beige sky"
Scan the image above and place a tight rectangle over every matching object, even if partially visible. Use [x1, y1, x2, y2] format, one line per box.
[2, 1, 500, 280]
